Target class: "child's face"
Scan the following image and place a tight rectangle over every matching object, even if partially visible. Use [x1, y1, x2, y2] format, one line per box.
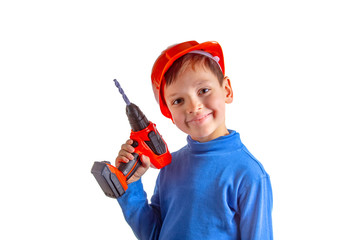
[164, 64, 233, 142]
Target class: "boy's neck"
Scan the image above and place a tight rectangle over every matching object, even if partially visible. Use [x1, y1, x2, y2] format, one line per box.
[190, 128, 230, 143]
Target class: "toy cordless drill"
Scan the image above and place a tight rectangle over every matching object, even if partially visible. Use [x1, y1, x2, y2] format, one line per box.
[91, 79, 171, 198]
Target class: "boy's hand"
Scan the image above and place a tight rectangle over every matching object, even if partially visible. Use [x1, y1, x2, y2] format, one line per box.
[115, 139, 151, 184]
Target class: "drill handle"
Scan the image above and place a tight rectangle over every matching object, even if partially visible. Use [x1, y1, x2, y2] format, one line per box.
[118, 141, 142, 180]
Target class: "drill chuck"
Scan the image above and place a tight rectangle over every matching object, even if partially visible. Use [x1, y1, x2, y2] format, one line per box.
[126, 103, 149, 132]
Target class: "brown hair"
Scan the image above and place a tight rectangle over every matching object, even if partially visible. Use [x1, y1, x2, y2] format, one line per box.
[164, 53, 224, 86]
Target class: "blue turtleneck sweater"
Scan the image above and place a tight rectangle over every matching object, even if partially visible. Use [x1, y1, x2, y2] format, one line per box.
[118, 130, 273, 239]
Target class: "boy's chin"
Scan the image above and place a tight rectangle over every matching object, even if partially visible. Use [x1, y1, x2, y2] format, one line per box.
[189, 125, 228, 142]
[189, 130, 218, 142]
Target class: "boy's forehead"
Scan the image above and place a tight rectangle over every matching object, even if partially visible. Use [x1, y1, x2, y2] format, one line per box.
[174, 60, 211, 79]
[165, 68, 217, 93]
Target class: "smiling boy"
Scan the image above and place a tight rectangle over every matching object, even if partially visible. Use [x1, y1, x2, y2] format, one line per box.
[163, 54, 233, 142]
[116, 41, 273, 239]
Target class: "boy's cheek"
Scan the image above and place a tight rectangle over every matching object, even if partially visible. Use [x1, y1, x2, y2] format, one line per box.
[171, 112, 184, 124]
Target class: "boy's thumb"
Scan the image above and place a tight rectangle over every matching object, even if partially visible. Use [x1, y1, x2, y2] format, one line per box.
[141, 155, 151, 168]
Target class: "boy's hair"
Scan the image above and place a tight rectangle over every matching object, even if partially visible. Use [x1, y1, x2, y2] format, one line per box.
[164, 53, 224, 87]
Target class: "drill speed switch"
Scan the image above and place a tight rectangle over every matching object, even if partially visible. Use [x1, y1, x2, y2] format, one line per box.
[91, 79, 171, 198]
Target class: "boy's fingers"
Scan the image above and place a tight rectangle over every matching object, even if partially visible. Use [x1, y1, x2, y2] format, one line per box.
[115, 156, 129, 167]
[114, 140, 152, 183]
[126, 155, 151, 184]
[121, 142, 135, 154]
[115, 151, 133, 166]
[115, 139, 136, 167]
[119, 148, 135, 160]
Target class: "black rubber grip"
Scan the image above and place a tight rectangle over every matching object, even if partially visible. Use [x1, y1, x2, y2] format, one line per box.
[118, 153, 141, 180]
[145, 131, 167, 155]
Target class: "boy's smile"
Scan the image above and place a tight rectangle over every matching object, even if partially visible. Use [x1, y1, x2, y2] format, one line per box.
[186, 112, 212, 125]
[164, 65, 233, 142]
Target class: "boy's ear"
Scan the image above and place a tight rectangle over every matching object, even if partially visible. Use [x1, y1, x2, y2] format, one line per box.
[223, 76, 233, 104]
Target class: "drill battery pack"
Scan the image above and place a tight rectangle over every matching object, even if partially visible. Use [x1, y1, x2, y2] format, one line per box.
[91, 161, 129, 198]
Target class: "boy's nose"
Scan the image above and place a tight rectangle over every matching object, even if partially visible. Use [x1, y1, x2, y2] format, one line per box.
[187, 98, 202, 114]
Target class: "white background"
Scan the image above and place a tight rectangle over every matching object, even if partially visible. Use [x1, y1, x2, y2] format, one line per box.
[1, 0, 359, 239]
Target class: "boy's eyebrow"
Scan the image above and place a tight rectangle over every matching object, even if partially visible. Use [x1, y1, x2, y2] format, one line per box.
[166, 92, 179, 98]
[195, 79, 211, 85]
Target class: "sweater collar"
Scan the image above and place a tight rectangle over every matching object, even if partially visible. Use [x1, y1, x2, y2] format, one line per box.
[186, 130, 243, 154]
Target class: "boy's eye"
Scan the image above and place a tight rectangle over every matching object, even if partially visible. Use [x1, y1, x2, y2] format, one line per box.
[199, 88, 210, 95]
[172, 98, 183, 105]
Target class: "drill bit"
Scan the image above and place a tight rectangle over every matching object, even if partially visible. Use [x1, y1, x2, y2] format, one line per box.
[114, 79, 131, 105]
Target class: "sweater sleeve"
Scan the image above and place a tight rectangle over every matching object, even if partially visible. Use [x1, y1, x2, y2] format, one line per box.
[239, 175, 273, 240]
[117, 179, 162, 240]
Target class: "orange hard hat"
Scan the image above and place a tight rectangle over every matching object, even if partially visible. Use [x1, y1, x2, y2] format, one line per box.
[151, 40, 225, 119]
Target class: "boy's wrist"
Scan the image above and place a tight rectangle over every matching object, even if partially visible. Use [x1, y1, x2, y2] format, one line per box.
[117, 178, 144, 200]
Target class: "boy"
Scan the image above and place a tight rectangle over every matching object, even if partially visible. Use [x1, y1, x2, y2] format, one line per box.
[116, 41, 273, 239]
